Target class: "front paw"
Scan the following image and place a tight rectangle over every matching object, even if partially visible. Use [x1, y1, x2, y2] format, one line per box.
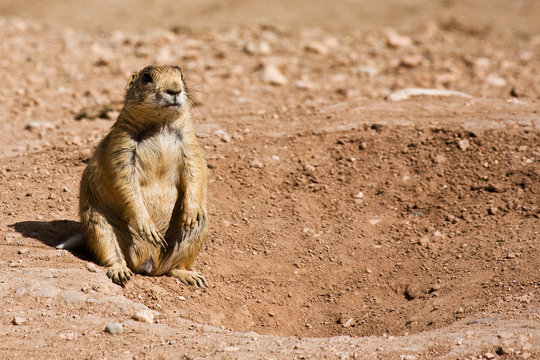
[143, 223, 167, 248]
[130, 220, 167, 249]
[181, 204, 204, 232]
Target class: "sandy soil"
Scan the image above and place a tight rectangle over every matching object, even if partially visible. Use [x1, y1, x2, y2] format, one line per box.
[0, 1, 539, 359]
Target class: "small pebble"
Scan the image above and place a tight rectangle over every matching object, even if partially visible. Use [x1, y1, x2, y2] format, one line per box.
[12, 317, 27, 325]
[303, 163, 315, 172]
[304, 41, 328, 54]
[418, 236, 430, 247]
[59, 333, 75, 340]
[213, 129, 231, 143]
[400, 55, 423, 68]
[457, 139, 470, 151]
[486, 75, 507, 87]
[24, 121, 54, 131]
[86, 263, 100, 273]
[133, 310, 156, 323]
[4, 233, 18, 243]
[261, 64, 287, 86]
[341, 318, 355, 328]
[250, 159, 264, 168]
[105, 322, 123, 335]
[385, 29, 412, 47]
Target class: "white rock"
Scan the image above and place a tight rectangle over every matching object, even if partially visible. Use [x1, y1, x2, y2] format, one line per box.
[385, 29, 412, 48]
[305, 41, 328, 54]
[357, 65, 378, 76]
[251, 159, 264, 168]
[132, 309, 156, 323]
[400, 54, 423, 67]
[387, 88, 473, 101]
[245, 41, 272, 55]
[105, 322, 123, 335]
[25, 121, 55, 131]
[12, 317, 26, 325]
[486, 75, 507, 87]
[368, 219, 381, 225]
[418, 236, 430, 247]
[59, 333, 75, 340]
[474, 57, 491, 70]
[213, 129, 231, 143]
[261, 65, 287, 86]
[295, 80, 314, 89]
[342, 318, 355, 327]
[457, 139, 470, 151]
[4, 233, 18, 243]
[304, 163, 316, 172]
[86, 263, 100, 273]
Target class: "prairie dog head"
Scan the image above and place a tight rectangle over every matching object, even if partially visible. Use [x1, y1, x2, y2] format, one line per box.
[124, 65, 189, 120]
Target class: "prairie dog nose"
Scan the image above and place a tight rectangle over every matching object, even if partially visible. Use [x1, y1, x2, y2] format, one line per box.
[166, 81, 182, 95]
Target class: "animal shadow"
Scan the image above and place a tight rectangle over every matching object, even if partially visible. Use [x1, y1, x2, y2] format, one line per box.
[9, 220, 91, 261]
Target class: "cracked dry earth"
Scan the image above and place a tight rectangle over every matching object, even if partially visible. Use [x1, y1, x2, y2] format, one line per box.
[0, 9, 539, 360]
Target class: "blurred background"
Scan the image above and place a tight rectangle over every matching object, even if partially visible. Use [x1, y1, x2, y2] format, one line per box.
[1, 0, 539, 35]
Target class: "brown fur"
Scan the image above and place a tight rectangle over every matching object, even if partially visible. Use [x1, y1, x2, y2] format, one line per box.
[78, 65, 208, 287]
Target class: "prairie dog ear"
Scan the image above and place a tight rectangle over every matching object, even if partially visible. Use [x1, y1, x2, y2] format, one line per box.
[126, 73, 137, 90]
[172, 65, 184, 81]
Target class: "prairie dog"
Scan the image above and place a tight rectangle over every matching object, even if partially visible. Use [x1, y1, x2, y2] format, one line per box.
[62, 65, 208, 287]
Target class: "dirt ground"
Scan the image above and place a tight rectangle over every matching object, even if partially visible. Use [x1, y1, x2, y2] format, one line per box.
[0, 1, 539, 359]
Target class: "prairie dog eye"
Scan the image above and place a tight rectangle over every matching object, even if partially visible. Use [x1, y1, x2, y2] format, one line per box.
[142, 73, 153, 83]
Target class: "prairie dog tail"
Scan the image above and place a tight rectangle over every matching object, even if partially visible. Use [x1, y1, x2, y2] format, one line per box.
[56, 233, 84, 250]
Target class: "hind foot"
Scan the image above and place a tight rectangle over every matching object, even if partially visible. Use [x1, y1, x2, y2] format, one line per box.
[168, 269, 207, 288]
[107, 263, 133, 287]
